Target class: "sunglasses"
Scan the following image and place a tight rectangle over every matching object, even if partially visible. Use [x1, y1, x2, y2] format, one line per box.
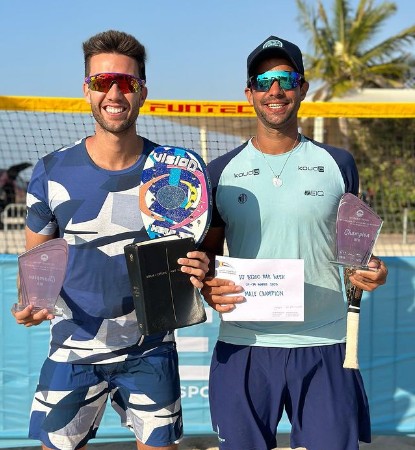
[85, 72, 145, 94]
[249, 71, 303, 92]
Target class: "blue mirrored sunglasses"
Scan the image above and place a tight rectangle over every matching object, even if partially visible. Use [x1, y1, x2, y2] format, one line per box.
[249, 70, 303, 92]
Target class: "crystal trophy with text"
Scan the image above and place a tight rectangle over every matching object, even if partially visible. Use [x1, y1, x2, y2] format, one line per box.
[331, 193, 383, 369]
[332, 193, 383, 270]
[13, 238, 68, 316]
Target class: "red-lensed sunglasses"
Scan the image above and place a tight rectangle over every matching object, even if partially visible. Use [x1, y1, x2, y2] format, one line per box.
[85, 72, 145, 94]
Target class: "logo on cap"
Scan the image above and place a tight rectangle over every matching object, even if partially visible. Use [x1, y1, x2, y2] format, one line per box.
[263, 40, 283, 49]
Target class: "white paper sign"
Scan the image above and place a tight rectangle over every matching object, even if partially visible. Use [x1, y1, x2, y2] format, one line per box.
[215, 256, 304, 321]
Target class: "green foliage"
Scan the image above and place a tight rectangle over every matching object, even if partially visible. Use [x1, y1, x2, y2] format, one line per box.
[296, 0, 415, 232]
[296, 0, 415, 100]
[349, 118, 415, 232]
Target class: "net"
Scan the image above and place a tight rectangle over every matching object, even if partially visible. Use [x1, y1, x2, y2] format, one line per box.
[1, 95, 414, 256]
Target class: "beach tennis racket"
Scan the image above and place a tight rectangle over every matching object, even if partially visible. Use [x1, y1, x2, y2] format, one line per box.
[343, 270, 364, 369]
[139, 145, 212, 245]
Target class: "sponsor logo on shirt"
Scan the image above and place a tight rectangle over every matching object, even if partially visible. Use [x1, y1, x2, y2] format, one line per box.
[238, 193, 248, 204]
[304, 190, 325, 196]
[234, 168, 260, 178]
[298, 165, 325, 172]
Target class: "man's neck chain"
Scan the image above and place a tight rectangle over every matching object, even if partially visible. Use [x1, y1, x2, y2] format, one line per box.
[254, 134, 300, 187]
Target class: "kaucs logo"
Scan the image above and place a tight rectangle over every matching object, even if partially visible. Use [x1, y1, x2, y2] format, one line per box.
[234, 168, 260, 178]
[298, 166, 325, 172]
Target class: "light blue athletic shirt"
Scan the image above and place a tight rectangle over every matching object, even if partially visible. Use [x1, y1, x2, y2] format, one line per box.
[207, 135, 359, 347]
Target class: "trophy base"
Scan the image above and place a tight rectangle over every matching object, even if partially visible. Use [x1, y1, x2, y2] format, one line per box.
[330, 261, 370, 271]
[12, 303, 63, 316]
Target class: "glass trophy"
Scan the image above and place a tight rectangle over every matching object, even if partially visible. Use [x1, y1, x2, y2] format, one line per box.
[332, 193, 383, 271]
[332, 193, 383, 369]
[13, 238, 68, 316]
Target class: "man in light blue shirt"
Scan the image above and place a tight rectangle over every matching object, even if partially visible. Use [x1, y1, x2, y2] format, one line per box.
[201, 35, 388, 450]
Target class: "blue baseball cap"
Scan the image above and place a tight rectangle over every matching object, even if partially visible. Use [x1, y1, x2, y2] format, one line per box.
[247, 36, 305, 79]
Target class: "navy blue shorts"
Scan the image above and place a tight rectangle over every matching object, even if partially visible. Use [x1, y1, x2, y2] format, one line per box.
[209, 341, 371, 450]
[29, 343, 182, 449]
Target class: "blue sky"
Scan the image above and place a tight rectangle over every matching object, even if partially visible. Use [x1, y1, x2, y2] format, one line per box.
[1, 0, 414, 101]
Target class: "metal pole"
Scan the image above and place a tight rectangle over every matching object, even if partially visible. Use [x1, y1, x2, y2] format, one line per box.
[200, 126, 207, 163]
[403, 207, 408, 245]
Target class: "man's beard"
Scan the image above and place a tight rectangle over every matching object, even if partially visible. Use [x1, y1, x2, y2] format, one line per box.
[91, 105, 138, 134]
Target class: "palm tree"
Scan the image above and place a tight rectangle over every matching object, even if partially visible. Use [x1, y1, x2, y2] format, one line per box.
[296, 0, 415, 100]
[296, 0, 415, 236]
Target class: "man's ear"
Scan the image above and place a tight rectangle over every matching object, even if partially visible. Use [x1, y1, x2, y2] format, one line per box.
[300, 80, 309, 101]
[83, 83, 91, 104]
[245, 87, 254, 106]
[139, 86, 148, 107]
